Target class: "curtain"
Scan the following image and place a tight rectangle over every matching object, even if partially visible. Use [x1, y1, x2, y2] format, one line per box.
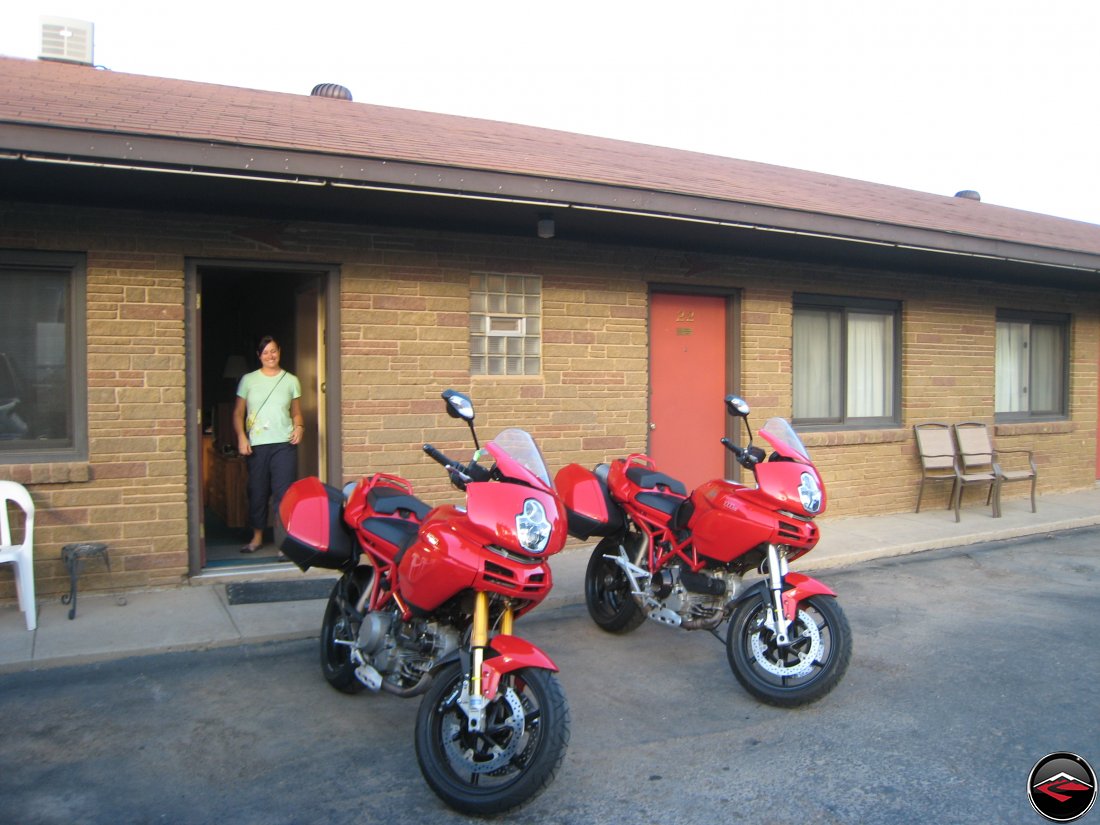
[793, 309, 841, 419]
[995, 321, 1028, 413]
[846, 312, 892, 418]
[1029, 323, 1063, 413]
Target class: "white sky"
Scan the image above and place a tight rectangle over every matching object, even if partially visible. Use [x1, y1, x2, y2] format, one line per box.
[2, 1, 1099, 225]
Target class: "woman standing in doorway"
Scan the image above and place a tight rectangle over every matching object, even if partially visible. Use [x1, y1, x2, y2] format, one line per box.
[233, 335, 304, 553]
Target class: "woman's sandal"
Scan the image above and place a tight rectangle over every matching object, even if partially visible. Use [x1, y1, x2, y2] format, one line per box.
[240, 543, 261, 553]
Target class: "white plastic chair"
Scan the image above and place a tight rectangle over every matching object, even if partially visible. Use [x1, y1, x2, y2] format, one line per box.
[0, 480, 36, 630]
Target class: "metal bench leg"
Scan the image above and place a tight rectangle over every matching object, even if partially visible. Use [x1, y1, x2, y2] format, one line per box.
[60, 543, 110, 620]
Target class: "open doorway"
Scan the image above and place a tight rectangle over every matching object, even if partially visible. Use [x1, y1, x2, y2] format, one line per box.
[197, 265, 329, 569]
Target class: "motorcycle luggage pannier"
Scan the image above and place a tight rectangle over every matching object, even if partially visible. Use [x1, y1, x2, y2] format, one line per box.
[554, 463, 624, 540]
[275, 477, 357, 571]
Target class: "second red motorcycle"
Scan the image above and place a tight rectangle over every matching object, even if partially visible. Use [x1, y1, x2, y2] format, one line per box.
[555, 395, 851, 707]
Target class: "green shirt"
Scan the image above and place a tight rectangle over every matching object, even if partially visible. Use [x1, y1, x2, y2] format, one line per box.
[237, 369, 302, 447]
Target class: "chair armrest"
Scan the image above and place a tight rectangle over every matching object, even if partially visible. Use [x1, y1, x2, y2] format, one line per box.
[992, 448, 1037, 473]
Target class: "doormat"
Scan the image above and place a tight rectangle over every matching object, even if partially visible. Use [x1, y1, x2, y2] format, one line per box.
[225, 579, 336, 605]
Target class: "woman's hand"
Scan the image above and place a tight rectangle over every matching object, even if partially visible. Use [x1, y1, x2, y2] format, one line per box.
[238, 435, 252, 456]
[290, 424, 304, 445]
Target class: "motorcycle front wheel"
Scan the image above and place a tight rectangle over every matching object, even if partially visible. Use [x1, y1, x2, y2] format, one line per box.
[414, 662, 571, 816]
[584, 536, 645, 634]
[726, 593, 851, 708]
[319, 570, 369, 694]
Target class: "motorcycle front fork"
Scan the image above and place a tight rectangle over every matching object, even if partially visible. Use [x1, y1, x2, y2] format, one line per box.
[458, 591, 514, 732]
[763, 543, 794, 645]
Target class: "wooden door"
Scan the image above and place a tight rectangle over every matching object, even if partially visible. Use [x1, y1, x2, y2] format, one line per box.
[295, 282, 323, 479]
[649, 293, 729, 489]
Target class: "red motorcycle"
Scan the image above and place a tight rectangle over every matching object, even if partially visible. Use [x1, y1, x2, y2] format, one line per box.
[555, 395, 851, 707]
[276, 390, 570, 814]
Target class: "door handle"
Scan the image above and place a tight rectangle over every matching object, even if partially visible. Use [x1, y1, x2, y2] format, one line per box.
[649, 423, 656, 431]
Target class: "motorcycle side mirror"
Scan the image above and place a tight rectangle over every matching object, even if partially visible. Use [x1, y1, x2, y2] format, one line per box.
[442, 389, 475, 421]
[441, 389, 481, 451]
[725, 395, 751, 418]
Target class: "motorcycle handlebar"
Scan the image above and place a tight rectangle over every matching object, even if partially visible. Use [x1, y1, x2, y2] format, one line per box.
[720, 437, 744, 459]
[422, 443, 454, 467]
[721, 437, 763, 469]
[423, 443, 472, 490]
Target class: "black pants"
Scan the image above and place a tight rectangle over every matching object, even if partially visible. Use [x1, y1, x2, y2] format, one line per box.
[246, 442, 297, 531]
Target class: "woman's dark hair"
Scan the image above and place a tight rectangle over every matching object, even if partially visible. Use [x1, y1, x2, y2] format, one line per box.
[256, 335, 279, 357]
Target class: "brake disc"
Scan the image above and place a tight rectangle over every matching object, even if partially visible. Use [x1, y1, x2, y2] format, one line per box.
[442, 685, 526, 774]
[749, 607, 823, 678]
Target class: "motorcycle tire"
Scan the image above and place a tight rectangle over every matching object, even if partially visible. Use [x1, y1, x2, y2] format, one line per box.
[726, 593, 851, 708]
[414, 662, 570, 816]
[584, 537, 646, 634]
[319, 572, 368, 694]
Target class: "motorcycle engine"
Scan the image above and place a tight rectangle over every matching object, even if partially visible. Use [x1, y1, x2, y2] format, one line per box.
[651, 565, 737, 630]
[357, 610, 461, 696]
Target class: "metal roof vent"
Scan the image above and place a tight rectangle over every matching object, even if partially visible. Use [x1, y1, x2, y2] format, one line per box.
[40, 16, 94, 65]
[310, 83, 353, 101]
[954, 190, 981, 201]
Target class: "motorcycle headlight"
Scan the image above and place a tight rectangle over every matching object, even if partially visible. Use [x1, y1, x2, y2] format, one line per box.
[798, 472, 823, 514]
[516, 499, 551, 553]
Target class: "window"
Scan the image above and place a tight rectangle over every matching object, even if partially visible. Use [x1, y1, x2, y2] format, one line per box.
[469, 273, 541, 376]
[0, 251, 86, 461]
[996, 311, 1068, 418]
[793, 295, 899, 426]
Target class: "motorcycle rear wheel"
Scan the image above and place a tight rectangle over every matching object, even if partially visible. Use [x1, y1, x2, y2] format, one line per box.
[584, 537, 645, 634]
[414, 662, 570, 816]
[726, 593, 851, 708]
[319, 571, 369, 694]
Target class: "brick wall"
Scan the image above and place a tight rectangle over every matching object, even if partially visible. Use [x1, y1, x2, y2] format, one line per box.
[1, 202, 1098, 601]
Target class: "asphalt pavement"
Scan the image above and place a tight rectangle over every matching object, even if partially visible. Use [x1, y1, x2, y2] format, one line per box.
[2, 485, 1098, 673]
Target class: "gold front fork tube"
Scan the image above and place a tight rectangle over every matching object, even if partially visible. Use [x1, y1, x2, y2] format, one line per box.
[471, 591, 489, 697]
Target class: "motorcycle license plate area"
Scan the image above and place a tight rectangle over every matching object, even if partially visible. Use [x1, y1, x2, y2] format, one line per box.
[275, 478, 356, 571]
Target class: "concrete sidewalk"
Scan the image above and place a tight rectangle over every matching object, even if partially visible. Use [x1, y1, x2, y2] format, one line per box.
[2, 486, 1098, 673]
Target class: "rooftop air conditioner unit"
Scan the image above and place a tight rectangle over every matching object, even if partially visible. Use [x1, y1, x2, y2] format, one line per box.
[40, 17, 94, 65]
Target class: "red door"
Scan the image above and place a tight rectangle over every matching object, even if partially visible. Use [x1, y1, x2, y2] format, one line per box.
[649, 293, 728, 490]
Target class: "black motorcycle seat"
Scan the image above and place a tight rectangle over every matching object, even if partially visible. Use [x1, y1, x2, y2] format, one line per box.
[367, 486, 432, 520]
[635, 491, 683, 517]
[625, 466, 687, 496]
[360, 516, 421, 560]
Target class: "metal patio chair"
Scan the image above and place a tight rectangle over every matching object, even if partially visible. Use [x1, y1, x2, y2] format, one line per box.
[913, 423, 962, 519]
[954, 422, 1037, 517]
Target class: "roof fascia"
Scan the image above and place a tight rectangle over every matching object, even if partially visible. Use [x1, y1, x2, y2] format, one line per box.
[2, 121, 1099, 275]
